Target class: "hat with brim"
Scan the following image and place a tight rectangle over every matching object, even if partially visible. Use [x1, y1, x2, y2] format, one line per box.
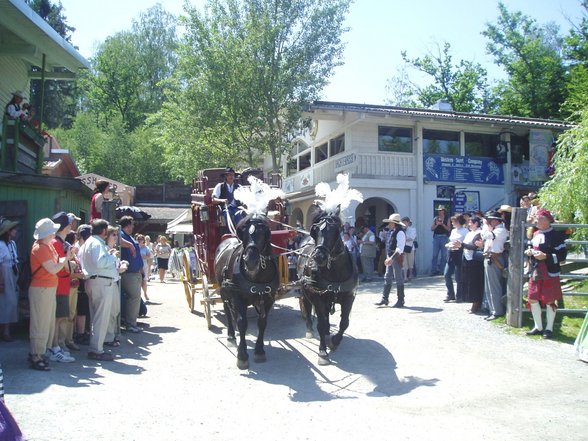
[222, 167, 237, 176]
[34, 218, 60, 240]
[0, 218, 19, 236]
[436, 205, 447, 211]
[382, 213, 405, 227]
[484, 210, 502, 221]
[498, 205, 512, 213]
[536, 208, 555, 223]
[67, 213, 81, 223]
[12, 90, 26, 100]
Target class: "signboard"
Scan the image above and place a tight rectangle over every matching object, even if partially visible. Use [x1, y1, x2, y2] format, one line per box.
[334, 153, 356, 172]
[424, 154, 504, 185]
[453, 191, 480, 213]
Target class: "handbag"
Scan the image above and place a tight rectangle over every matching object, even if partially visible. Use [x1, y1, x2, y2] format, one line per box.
[403, 245, 412, 253]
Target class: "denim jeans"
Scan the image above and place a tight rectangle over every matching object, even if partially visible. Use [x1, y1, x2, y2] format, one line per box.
[431, 235, 448, 274]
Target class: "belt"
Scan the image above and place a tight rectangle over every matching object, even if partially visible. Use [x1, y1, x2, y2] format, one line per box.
[434, 234, 448, 237]
[89, 275, 114, 280]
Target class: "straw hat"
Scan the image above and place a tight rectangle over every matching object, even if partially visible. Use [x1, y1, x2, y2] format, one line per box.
[382, 213, 405, 227]
[0, 218, 19, 236]
[33, 218, 60, 240]
[498, 205, 512, 213]
[436, 205, 447, 211]
[12, 90, 26, 99]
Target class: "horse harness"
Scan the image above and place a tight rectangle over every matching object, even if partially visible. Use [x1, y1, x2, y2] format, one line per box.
[220, 242, 279, 297]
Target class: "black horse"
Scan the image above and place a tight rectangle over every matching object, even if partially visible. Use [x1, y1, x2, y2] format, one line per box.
[214, 213, 280, 370]
[297, 205, 358, 365]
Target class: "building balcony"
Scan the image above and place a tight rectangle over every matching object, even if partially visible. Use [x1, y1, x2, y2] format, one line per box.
[1, 118, 46, 174]
[283, 152, 416, 194]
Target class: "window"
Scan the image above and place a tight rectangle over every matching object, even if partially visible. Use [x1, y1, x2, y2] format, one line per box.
[423, 129, 460, 155]
[510, 134, 529, 164]
[465, 133, 500, 157]
[330, 134, 345, 156]
[378, 126, 413, 152]
[299, 152, 311, 171]
[315, 143, 328, 164]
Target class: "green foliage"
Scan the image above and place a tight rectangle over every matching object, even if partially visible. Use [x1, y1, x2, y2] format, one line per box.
[402, 42, 495, 113]
[81, 5, 178, 130]
[161, 0, 351, 178]
[386, 42, 495, 113]
[540, 109, 588, 225]
[562, 1, 588, 119]
[482, 2, 567, 119]
[27, 0, 79, 129]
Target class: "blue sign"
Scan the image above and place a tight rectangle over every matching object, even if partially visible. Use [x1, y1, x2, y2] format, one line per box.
[424, 154, 504, 185]
[453, 191, 480, 213]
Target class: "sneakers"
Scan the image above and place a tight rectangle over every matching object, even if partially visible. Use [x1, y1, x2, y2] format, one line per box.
[126, 325, 143, 333]
[48, 347, 75, 363]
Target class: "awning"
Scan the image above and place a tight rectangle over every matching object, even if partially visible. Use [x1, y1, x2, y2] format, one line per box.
[166, 209, 192, 234]
[167, 223, 193, 234]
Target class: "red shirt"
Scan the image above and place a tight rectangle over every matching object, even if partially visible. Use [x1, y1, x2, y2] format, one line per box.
[52, 236, 71, 295]
[90, 193, 102, 221]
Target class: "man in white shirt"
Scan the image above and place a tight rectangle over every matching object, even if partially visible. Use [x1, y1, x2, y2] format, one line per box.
[212, 167, 242, 229]
[478, 210, 509, 320]
[79, 219, 119, 361]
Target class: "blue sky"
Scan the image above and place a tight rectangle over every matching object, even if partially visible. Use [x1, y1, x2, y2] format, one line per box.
[58, 0, 584, 105]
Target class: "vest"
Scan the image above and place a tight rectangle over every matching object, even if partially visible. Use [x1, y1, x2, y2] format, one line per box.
[220, 182, 240, 206]
[386, 226, 402, 256]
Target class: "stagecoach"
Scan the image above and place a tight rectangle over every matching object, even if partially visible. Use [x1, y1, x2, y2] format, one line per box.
[180, 167, 299, 329]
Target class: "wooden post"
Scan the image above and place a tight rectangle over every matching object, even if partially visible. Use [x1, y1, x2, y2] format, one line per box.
[506, 207, 526, 327]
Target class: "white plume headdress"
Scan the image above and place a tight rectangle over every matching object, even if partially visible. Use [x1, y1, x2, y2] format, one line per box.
[314, 173, 363, 217]
[234, 176, 285, 216]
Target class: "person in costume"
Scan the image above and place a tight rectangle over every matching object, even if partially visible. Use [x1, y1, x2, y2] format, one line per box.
[524, 208, 567, 339]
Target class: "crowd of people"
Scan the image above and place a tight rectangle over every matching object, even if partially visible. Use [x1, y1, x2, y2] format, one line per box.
[432, 193, 571, 340]
[0, 196, 182, 372]
[0, 187, 585, 372]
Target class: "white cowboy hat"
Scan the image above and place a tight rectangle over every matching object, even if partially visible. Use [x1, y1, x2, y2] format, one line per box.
[33, 218, 60, 240]
[12, 90, 27, 99]
[382, 213, 405, 227]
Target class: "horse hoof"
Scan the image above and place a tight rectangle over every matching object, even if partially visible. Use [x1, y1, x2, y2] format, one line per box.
[305, 331, 314, 339]
[317, 356, 331, 366]
[227, 337, 237, 347]
[237, 359, 249, 370]
[326, 335, 338, 351]
[254, 353, 267, 363]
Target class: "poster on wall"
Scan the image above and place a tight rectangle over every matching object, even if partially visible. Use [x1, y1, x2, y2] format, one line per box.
[436, 185, 455, 199]
[453, 191, 480, 213]
[529, 129, 553, 182]
[424, 154, 504, 185]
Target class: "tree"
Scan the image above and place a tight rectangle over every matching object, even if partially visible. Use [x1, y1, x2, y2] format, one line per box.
[407, 43, 494, 113]
[81, 4, 178, 130]
[540, 109, 588, 226]
[482, 2, 567, 119]
[158, 0, 350, 177]
[386, 42, 495, 113]
[27, 0, 79, 129]
[561, 1, 588, 119]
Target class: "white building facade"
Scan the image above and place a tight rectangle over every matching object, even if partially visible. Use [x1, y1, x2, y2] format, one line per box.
[278, 101, 570, 275]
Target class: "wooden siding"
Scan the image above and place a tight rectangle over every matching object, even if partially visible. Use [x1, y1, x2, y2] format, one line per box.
[0, 184, 88, 252]
[0, 56, 29, 111]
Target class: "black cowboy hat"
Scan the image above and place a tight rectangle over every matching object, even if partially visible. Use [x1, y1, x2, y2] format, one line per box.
[221, 167, 238, 176]
[484, 210, 502, 220]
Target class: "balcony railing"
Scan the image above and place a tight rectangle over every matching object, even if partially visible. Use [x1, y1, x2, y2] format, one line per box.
[283, 152, 416, 193]
[1, 118, 45, 174]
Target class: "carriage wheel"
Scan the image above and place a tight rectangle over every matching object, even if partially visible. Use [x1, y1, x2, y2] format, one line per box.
[202, 274, 212, 329]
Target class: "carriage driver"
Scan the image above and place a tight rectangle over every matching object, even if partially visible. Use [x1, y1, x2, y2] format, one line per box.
[212, 167, 243, 228]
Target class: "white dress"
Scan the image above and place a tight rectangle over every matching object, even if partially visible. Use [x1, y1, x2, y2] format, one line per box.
[0, 240, 19, 323]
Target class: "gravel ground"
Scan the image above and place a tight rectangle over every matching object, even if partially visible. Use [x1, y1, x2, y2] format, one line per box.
[1, 275, 587, 441]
